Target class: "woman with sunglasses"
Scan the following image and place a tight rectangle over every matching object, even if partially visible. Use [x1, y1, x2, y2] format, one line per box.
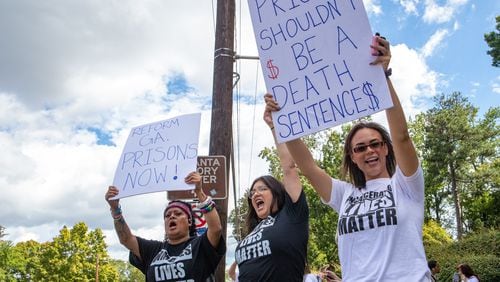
[105, 171, 226, 281]
[234, 106, 309, 281]
[265, 36, 429, 281]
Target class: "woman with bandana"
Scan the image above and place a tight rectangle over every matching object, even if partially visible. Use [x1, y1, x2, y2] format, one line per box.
[105, 171, 225, 281]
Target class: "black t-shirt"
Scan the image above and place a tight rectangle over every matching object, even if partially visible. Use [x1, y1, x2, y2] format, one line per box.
[129, 232, 225, 282]
[235, 190, 309, 281]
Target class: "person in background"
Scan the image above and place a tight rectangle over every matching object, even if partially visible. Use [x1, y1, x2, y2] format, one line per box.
[457, 264, 480, 282]
[105, 171, 225, 281]
[303, 263, 322, 282]
[320, 265, 342, 282]
[452, 270, 460, 282]
[234, 104, 309, 281]
[428, 260, 440, 281]
[265, 35, 430, 281]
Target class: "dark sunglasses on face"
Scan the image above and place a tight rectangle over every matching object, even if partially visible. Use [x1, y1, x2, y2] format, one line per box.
[352, 140, 385, 154]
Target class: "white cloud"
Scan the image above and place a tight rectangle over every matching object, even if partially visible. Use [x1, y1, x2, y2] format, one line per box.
[0, 1, 215, 109]
[420, 28, 449, 58]
[364, 0, 383, 16]
[0, 0, 441, 264]
[423, 0, 468, 24]
[492, 76, 500, 94]
[399, 0, 420, 15]
[390, 43, 439, 117]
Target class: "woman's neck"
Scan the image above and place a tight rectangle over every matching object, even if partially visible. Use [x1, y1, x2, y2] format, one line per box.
[168, 234, 190, 245]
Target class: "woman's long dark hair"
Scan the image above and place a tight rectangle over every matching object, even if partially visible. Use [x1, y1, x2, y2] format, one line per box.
[163, 200, 197, 239]
[458, 264, 480, 281]
[342, 121, 396, 188]
[244, 175, 286, 234]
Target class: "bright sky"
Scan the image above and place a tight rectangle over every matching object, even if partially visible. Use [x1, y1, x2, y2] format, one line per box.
[1, 0, 498, 264]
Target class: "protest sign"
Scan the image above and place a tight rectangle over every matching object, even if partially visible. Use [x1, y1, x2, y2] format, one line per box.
[112, 113, 201, 199]
[247, 0, 393, 143]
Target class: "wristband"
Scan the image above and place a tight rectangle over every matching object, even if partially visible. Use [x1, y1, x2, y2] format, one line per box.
[199, 201, 216, 214]
[197, 196, 216, 214]
[197, 196, 211, 208]
[111, 205, 122, 216]
[385, 68, 392, 78]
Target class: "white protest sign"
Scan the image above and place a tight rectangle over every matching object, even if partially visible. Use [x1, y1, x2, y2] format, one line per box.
[112, 113, 201, 199]
[247, 0, 393, 143]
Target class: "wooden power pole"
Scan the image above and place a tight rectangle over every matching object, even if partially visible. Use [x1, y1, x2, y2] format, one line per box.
[210, 0, 235, 280]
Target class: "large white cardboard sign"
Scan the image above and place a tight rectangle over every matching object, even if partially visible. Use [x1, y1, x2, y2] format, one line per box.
[248, 0, 393, 143]
[112, 113, 201, 199]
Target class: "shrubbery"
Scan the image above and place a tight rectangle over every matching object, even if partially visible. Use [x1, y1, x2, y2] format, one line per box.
[426, 228, 500, 282]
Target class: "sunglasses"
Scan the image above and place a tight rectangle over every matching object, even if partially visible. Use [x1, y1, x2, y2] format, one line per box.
[352, 140, 385, 154]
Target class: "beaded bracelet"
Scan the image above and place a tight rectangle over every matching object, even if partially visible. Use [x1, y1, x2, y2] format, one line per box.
[197, 196, 216, 214]
[199, 201, 216, 214]
[196, 196, 212, 209]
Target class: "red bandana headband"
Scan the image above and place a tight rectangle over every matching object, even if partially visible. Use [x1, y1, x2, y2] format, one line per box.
[165, 202, 192, 222]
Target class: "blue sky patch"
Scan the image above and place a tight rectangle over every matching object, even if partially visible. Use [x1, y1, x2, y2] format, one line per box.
[88, 127, 114, 146]
[166, 73, 194, 95]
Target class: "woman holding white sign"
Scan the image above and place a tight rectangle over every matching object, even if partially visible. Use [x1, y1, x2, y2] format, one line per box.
[233, 107, 309, 281]
[265, 36, 430, 281]
[105, 171, 225, 281]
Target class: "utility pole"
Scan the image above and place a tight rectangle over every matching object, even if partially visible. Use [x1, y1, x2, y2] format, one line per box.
[210, 0, 235, 281]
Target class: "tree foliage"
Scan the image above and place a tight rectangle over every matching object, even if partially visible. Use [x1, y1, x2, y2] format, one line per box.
[0, 222, 120, 281]
[410, 92, 499, 238]
[110, 259, 143, 281]
[230, 93, 498, 274]
[484, 15, 500, 67]
[426, 228, 500, 282]
[0, 226, 6, 239]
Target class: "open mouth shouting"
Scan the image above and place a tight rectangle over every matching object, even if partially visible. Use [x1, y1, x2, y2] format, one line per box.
[168, 220, 178, 231]
[253, 196, 269, 218]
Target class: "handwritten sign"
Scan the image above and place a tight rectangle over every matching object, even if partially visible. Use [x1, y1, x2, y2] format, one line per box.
[247, 0, 392, 143]
[112, 113, 201, 199]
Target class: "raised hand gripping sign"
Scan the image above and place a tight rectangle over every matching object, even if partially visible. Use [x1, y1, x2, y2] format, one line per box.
[247, 0, 393, 143]
[112, 113, 201, 199]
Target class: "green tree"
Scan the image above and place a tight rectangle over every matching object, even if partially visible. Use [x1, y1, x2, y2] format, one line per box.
[425, 228, 500, 282]
[110, 259, 143, 281]
[228, 195, 250, 242]
[8, 240, 47, 280]
[415, 92, 499, 238]
[0, 239, 12, 280]
[40, 222, 118, 281]
[484, 15, 500, 67]
[0, 223, 126, 281]
[0, 226, 6, 238]
[423, 220, 453, 249]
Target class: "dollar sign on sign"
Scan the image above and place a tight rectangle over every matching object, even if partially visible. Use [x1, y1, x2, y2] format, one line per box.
[362, 81, 380, 110]
[267, 59, 279, 79]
